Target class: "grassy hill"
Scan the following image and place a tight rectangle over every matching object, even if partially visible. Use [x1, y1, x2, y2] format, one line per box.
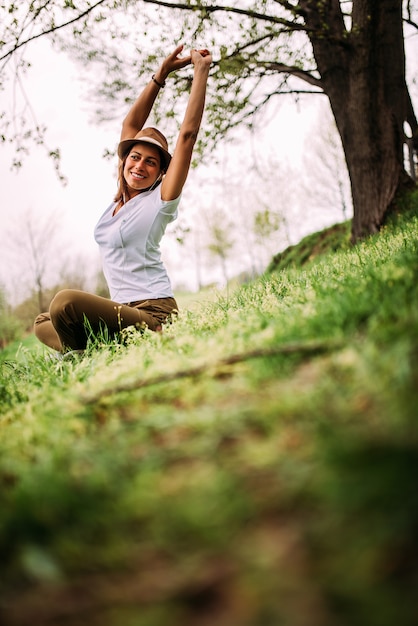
[0, 193, 417, 626]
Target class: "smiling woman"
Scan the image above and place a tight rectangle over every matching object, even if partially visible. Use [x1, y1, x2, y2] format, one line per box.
[122, 143, 161, 196]
[33, 44, 212, 353]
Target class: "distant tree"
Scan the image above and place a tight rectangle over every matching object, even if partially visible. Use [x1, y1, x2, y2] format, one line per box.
[253, 207, 283, 270]
[0, 287, 23, 348]
[5, 208, 66, 312]
[95, 268, 110, 299]
[302, 104, 352, 222]
[205, 209, 235, 287]
[168, 221, 204, 291]
[58, 254, 98, 292]
[173, 153, 295, 285]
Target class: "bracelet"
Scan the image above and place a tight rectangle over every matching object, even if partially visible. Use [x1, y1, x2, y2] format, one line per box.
[152, 74, 165, 89]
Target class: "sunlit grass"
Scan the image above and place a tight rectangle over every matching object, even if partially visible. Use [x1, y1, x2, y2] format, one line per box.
[0, 197, 417, 626]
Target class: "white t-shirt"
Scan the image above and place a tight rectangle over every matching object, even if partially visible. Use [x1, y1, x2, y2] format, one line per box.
[94, 186, 180, 303]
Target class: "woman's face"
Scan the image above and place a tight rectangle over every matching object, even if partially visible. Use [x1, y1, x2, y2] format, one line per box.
[123, 142, 162, 193]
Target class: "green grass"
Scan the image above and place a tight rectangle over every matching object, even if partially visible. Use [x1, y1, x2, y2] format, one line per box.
[0, 194, 418, 626]
[268, 220, 351, 272]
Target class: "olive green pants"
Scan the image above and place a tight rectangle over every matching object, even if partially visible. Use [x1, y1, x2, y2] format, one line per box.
[34, 289, 178, 352]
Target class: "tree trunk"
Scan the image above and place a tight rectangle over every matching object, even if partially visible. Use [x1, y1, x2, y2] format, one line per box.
[304, 0, 412, 242]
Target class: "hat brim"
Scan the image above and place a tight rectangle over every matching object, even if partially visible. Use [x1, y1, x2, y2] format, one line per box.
[118, 138, 172, 170]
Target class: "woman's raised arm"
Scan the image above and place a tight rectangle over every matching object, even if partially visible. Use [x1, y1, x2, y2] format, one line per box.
[161, 49, 212, 201]
[120, 44, 192, 142]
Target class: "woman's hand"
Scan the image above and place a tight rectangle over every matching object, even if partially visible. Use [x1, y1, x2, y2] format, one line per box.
[191, 48, 212, 68]
[159, 45, 211, 80]
[160, 44, 192, 77]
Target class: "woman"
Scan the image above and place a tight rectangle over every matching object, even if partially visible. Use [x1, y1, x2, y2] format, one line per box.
[34, 44, 211, 353]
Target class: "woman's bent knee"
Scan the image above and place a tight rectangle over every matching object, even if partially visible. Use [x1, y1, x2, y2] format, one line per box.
[33, 312, 51, 342]
[50, 289, 79, 316]
[34, 312, 51, 329]
[33, 312, 62, 351]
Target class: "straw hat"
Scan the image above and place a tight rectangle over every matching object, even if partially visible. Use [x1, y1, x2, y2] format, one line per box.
[118, 127, 172, 170]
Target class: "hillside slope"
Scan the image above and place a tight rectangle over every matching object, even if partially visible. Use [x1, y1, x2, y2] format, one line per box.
[0, 193, 417, 626]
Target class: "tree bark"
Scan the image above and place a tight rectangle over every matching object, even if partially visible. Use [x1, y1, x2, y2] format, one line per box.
[303, 0, 411, 242]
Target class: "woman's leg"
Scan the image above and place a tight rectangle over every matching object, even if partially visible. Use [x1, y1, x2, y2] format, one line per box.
[34, 290, 177, 352]
[48, 289, 154, 350]
[34, 312, 63, 352]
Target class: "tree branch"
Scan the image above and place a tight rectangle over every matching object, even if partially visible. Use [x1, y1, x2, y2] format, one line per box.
[139, 0, 307, 31]
[404, 17, 418, 31]
[0, 0, 108, 63]
[81, 338, 344, 405]
[264, 61, 322, 88]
